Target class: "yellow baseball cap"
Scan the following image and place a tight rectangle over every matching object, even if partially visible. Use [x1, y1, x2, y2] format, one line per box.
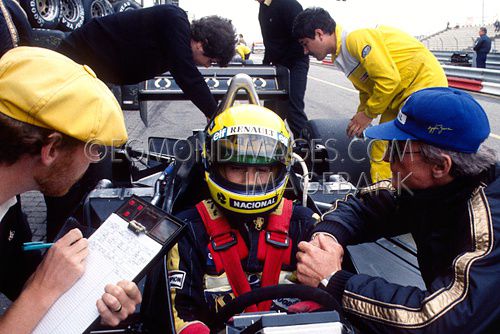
[0, 47, 127, 146]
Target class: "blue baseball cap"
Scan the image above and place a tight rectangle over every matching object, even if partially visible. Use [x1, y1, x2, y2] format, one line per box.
[364, 87, 490, 153]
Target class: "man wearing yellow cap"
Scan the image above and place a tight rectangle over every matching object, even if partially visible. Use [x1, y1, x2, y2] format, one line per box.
[0, 47, 141, 333]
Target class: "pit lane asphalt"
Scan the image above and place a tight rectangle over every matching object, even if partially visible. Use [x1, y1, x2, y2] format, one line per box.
[2, 59, 499, 313]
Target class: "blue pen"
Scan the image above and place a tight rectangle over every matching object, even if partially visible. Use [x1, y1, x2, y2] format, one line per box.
[23, 241, 53, 251]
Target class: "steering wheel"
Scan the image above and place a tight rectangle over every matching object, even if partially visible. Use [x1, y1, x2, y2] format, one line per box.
[211, 284, 343, 331]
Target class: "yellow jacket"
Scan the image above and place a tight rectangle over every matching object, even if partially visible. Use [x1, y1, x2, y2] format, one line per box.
[333, 25, 448, 118]
[236, 44, 251, 59]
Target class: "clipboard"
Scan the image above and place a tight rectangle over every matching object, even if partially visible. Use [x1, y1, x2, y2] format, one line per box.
[32, 195, 185, 334]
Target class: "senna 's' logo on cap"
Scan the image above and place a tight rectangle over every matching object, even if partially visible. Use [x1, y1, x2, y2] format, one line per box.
[428, 124, 453, 135]
[397, 111, 407, 124]
[230, 196, 277, 210]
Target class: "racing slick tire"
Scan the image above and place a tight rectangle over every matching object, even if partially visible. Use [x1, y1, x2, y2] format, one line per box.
[82, 0, 113, 23]
[307, 118, 372, 186]
[112, 0, 141, 13]
[5, 0, 66, 50]
[58, 0, 84, 31]
[30, 28, 68, 50]
[19, 0, 60, 29]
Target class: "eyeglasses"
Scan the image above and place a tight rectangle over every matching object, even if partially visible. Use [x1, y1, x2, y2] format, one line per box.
[385, 141, 422, 162]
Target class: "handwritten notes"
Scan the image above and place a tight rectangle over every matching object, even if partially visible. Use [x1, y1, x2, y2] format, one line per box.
[33, 213, 161, 334]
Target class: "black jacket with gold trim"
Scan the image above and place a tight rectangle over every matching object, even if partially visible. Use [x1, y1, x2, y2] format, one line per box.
[167, 202, 316, 332]
[313, 165, 500, 333]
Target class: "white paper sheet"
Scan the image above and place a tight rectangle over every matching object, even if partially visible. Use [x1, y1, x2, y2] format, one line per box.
[33, 213, 162, 334]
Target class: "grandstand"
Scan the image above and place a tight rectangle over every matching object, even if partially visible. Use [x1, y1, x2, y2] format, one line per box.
[421, 23, 499, 51]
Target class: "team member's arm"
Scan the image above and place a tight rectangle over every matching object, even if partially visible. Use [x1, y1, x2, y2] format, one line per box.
[300, 231, 499, 333]
[311, 183, 409, 246]
[167, 218, 210, 334]
[0, 229, 87, 333]
[356, 89, 370, 115]
[0, 0, 18, 58]
[473, 37, 483, 51]
[345, 30, 401, 119]
[166, 14, 217, 119]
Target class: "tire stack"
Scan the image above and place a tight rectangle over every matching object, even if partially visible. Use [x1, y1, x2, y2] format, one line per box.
[16, 0, 142, 33]
[8, 0, 143, 110]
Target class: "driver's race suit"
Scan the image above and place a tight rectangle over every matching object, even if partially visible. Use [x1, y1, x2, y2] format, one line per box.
[167, 201, 316, 332]
[313, 165, 500, 333]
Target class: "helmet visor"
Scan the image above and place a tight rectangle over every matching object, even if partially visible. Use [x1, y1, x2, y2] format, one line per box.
[208, 132, 290, 166]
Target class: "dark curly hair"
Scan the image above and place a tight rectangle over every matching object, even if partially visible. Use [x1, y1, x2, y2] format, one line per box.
[293, 7, 336, 40]
[191, 15, 236, 67]
[0, 113, 81, 166]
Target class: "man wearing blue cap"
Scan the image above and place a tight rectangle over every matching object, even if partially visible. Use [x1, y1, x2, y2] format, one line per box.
[295, 87, 499, 332]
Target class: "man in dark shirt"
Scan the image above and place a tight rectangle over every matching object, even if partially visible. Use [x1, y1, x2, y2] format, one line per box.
[257, 0, 309, 139]
[58, 4, 236, 118]
[47, 6, 236, 241]
[473, 27, 491, 69]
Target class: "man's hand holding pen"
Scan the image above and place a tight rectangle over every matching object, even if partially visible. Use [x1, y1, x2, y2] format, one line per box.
[27, 228, 88, 301]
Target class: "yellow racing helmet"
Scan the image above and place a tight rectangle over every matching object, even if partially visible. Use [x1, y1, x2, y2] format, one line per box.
[203, 104, 292, 214]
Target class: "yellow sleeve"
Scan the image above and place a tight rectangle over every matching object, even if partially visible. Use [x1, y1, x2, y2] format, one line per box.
[357, 90, 370, 114]
[345, 29, 401, 118]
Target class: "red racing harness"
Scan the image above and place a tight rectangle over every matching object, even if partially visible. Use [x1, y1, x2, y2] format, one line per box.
[196, 198, 293, 312]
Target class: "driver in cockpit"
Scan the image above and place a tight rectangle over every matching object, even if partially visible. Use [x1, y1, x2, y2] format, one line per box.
[166, 104, 318, 333]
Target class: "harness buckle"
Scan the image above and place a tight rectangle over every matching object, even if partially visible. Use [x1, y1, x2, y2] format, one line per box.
[265, 231, 289, 249]
[211, 232, 237, 251]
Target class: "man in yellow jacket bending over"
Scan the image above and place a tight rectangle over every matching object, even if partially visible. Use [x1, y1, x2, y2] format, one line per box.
[293, 7, 447, 182]
[235, 43, 252, 63]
